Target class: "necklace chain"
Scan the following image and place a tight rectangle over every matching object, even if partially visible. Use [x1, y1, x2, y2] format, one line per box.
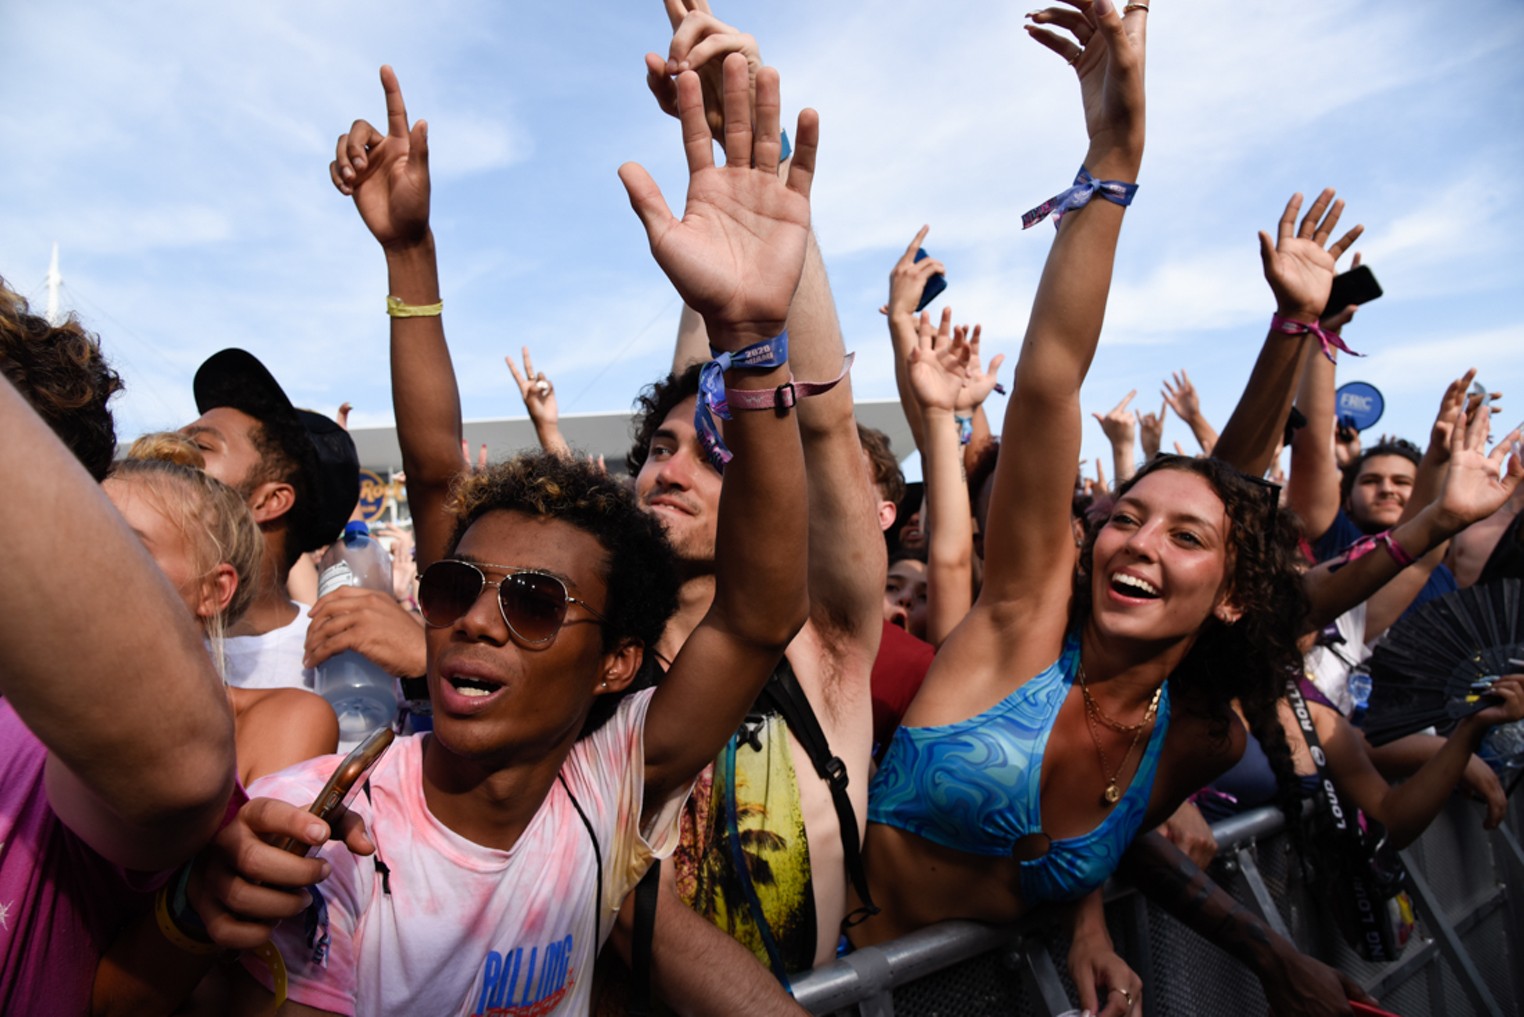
[1077, 660, 1163, 806]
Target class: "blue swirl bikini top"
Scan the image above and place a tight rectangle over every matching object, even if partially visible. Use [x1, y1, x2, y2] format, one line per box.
[867, 636, 1171, 904]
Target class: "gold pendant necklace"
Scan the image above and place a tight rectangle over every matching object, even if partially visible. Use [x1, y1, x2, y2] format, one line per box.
[1078, 662, 1164, 807]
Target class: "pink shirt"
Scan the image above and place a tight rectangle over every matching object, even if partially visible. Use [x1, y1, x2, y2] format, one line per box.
[0, 701, 164, 1016]
[245, 688, 686, 1016]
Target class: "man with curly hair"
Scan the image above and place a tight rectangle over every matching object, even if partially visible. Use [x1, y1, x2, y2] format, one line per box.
[182, 61, 822, 1017]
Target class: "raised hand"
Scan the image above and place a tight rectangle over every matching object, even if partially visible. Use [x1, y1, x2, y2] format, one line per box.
[336, 402, 353, 429]
[881, 225, 946, 317]
[1093, 389, 1137, 447]
[330, 66, 430, 250]
[1258, 188, 1364, 322]
[505, 346, 560, 429]
[1025, 0, 1148, 171]
[620, 54, 817, 348]
[1429, 369, 1479, 463]
[646, 0, 761, 142]
[1433, 407, 1523, 531]
[1161, 369, 1200, 424]
[954, 323, 1003, 414]
[907, 309, 971, 414]
[1137, 399, 1166, 459]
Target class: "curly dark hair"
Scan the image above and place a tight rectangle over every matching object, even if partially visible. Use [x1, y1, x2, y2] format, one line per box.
[627, 363, 703, 475]
[0, 279, 123, 481]
[1073, 454, 1306, 804]
[445, 450, 679, 738]
[858, 424, 906, 508]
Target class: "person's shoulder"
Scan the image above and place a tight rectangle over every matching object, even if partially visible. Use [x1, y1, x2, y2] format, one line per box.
[1311, 507, 1360, 559]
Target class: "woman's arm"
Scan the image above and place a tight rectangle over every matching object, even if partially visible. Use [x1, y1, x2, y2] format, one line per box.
[1317, 678, 1524, 849]
[904, 309, 989, 646]
[978, 0, 1148, 629]
[1211, 190, 1362, 477]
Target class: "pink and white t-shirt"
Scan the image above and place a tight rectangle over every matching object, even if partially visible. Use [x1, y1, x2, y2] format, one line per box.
[0, 700, 164, 1017]
[245, 688, 686, 1016]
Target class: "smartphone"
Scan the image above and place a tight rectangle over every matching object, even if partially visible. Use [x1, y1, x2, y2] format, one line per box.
[913, 248, 947, 312]
[275, 726, 395, 855]
[1323, 264, 1383, 318]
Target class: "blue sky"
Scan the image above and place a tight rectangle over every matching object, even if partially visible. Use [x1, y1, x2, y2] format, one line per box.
[3, 1, 1521, 477]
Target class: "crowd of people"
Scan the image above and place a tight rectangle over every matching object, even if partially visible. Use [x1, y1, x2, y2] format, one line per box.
[3, 1, 1523, 1016]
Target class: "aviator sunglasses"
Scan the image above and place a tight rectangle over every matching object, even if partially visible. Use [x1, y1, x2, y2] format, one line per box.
[418, 559, 607, 646]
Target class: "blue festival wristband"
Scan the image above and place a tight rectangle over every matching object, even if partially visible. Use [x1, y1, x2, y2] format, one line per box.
[696, 331, 790, 471]
[1021, 166, 1139, 230]
[955, 414, 974, 446]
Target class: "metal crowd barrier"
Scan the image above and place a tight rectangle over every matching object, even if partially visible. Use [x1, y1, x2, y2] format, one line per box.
[794, 795, 1524, 1016]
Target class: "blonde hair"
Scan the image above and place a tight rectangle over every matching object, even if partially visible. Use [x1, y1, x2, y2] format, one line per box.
[113, 436, 264, 674]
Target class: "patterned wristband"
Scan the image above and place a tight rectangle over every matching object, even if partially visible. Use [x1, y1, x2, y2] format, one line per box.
[1269, 313, 1361, 363]
[1021, 166, 1139, 230]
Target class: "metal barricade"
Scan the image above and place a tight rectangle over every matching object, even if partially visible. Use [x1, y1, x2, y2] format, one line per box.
[794, 796, 1522, 1016]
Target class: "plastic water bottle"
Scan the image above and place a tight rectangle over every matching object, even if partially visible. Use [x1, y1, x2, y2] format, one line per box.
[1479, 719, 1524, 777]
[315, 521, 400, 747]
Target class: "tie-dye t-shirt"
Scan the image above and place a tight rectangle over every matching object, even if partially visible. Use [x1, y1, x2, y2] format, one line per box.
[244, 689, 686, 1016]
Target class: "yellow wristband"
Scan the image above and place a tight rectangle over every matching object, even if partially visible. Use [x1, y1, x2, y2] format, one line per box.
[155, 884, 221, 956]
[250, 940, 289, 1010]
[386, 295, 444, 318]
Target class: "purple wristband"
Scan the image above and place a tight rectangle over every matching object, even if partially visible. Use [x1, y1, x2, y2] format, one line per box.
[1021, 165, 1139, 230]
[1270, 312, 1362, 363]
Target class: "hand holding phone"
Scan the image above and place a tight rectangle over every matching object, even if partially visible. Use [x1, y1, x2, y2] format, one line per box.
[913, 248, 947, 312]
[1323, 264, 1383, 319]
[274, 726, 394, 855]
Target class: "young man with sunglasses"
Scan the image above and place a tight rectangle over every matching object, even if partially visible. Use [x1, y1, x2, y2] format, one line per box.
[194, 59, 821, 1016]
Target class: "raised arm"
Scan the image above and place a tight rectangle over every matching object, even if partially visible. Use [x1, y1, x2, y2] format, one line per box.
[884, 226, 949, 456]
[651, 1, 887, 645]
[1301, 412, 1523, 635]
[1161, 370, 1216, 455]
[1211, 190, 1362, 476]
[1093, 388, 1138, 491]
[1316, 677, 1524, 849]
[1283, 309, 1351, 540]
[0, 379, 234, 871]
[979, 0, 1147, 616]
[330, 66, 461, 568]
[505, 346, 574, 458]
[623, 57, 815, 803]
[905, 309, 992, 646]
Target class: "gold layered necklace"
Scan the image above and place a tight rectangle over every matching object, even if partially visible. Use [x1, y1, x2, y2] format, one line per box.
[1078, 661, 1164, 806]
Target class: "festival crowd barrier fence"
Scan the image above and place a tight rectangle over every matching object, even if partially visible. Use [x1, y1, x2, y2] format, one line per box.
[794, 795, 1524, 1016]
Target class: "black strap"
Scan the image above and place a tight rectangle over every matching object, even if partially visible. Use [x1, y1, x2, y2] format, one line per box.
[360, 780, 391, 895]
[627, 861, 662, 1017]
[557, 772, 604, 951]
[756, 659, 879, 928]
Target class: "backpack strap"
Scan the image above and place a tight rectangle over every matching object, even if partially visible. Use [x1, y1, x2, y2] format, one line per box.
[627, 860, 662, 1016]
[756, 658, 879, 929]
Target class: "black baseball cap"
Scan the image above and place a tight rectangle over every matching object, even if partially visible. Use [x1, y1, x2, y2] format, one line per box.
[193, 348, 359, 553]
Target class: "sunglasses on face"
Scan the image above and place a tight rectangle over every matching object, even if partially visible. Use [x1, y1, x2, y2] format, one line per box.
[418, 559, 607, 646]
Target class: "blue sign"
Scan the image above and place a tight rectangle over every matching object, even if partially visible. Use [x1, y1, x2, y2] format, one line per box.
[1335, 381, 1385, 432]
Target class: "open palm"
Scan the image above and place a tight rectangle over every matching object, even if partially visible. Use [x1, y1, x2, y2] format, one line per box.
[1259, 189, 1363, 320]
[621, 55, 817, 346]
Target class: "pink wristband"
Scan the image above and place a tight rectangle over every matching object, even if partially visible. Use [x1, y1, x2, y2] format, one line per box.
[1270, 313, 1362, 363]
[1344, 529, 1416, 569]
